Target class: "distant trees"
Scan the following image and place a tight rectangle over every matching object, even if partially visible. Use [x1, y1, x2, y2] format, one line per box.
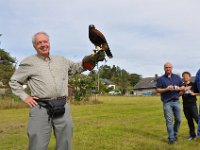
[89, 65, 141, 95]
[0, 49, 16, 86]
[69, 64, 141, 101]
[129, 73, 141, 87]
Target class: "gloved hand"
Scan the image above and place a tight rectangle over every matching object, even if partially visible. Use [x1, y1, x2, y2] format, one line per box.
[82, 50, 105, 71]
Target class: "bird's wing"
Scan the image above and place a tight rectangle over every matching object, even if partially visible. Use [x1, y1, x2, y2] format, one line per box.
[94, 29, 107, 43]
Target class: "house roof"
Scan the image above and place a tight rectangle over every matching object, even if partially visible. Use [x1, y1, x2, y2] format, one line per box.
[101, 78, 116, 85]
[133, 77, 156, 90]
[133, 76, 196, 90]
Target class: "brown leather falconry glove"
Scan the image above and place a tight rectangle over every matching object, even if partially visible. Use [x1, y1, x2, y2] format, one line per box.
[82, 50, 105, 71]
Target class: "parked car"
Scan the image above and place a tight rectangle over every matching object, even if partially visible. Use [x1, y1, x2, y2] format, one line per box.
[108, 90, 121, 95]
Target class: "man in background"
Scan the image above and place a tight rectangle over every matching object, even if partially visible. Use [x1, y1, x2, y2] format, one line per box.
[156, 62, 184, 145]
[180, 71, 198, 140]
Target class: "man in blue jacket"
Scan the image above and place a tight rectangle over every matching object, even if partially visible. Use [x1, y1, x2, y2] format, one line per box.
[156, 62, 184, 144]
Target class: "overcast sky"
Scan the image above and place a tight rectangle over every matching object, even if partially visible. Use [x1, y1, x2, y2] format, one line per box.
[1, 0, 200, 77]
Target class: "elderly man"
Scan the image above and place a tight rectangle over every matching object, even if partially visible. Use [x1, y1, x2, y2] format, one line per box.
[156, 62, 184, 144]
[9, 32, 104, 150]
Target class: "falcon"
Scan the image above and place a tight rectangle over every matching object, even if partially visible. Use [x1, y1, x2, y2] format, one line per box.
[89, 24, 113, 58]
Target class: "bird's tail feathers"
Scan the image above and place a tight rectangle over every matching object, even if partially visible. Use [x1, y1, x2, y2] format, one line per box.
[101, 43, 113, 58]
[105, 50, 113, 58]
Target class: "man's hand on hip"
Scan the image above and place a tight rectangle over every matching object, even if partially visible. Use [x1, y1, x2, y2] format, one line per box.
[24, 96, 38, 107]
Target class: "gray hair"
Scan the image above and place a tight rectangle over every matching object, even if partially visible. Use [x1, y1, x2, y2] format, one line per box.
[164, 62, 173, 68]
[32, 32, 49, 45]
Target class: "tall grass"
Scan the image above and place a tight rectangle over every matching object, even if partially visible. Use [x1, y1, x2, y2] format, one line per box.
[0, 96, 27, 109]
[0, 89, 27, 109]
[0, 96, 200, 150]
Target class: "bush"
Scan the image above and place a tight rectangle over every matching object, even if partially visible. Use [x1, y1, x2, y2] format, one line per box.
[69, 74, 94, 102]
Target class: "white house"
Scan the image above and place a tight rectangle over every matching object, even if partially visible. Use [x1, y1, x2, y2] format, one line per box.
[101, 78, 116, 90]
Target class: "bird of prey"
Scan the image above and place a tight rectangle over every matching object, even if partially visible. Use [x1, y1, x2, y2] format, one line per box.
[89, 24, 113, 58]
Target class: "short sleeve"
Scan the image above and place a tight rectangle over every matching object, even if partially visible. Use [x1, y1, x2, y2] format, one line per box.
[193, 82, 199, 93]
[156, 77, 163, 88]
[178, 76, 183, 86]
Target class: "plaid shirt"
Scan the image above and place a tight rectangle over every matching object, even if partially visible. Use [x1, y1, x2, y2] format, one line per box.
[9, 54, 84, 101]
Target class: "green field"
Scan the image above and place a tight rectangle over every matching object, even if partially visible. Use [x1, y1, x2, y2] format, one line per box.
[0, 96, 200, 150]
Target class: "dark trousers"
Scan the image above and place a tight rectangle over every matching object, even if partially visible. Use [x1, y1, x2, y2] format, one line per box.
[183, 104, 198, 137]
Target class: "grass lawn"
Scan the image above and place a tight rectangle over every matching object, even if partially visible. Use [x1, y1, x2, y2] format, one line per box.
[0, 96, 200, 150]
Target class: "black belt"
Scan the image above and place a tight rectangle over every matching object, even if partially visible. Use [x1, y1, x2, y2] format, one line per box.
[36, 96, 66, 101]
[167, 99, 179, 103]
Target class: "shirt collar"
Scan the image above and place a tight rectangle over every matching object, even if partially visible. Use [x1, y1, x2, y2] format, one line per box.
[164, 73, 174, 78]
[36, 53, 52, 62]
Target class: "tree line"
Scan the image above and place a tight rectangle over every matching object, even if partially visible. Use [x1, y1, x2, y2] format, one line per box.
[88, 65, 141, 94]
[0, 48, 16, 87]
